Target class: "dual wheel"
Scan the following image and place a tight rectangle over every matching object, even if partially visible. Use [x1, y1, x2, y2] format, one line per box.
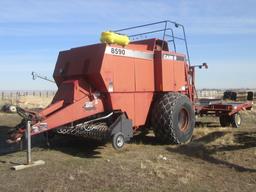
[219, 112, 241, 128]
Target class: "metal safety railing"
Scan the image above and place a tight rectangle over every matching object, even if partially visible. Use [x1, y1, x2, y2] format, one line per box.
[114, 20, 191, 65]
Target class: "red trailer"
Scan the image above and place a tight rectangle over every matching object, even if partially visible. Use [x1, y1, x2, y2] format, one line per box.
[195, 98, 253, 128]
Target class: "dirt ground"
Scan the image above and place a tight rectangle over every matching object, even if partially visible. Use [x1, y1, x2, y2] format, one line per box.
[0, 109, 256, 192]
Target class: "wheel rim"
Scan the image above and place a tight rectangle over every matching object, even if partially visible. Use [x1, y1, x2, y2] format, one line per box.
[235, 114, 241, 125]
[116, 135, 124, 148]
[178, 108, 189, 132]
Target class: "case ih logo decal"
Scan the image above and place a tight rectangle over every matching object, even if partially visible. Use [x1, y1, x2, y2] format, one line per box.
[105, 46, 153, 60]
[162, 54, 185, 61]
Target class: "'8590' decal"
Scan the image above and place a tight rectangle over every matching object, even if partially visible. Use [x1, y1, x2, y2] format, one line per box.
[111, 48, 126, 55]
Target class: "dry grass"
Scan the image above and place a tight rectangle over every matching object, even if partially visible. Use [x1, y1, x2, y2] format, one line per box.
[0, 111, 256, 191]
[15, 95, 53, 108]
[0, 95, 53, 110]
[0, 101, 256, 191]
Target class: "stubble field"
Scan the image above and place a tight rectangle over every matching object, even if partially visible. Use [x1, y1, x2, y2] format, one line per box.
[0, 105, 256, 192]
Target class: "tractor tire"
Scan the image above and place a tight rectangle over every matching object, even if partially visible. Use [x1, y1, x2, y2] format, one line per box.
[219, 115, 231, 127]
[112, 132, 125, 150]
[231, 113, 242, 128]
[151, 92, 195, 144]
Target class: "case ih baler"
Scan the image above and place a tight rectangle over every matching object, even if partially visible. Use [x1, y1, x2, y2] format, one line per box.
[7, 21, 253, 150]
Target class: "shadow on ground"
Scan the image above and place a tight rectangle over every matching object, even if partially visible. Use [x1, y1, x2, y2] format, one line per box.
[0, 125, 106, 158]
[131, 133, 158, 145]
[0, 126, 23, 155]
[166, 131, 256, 173]
[44, 135, 106, 158]
[195, 121, 220, 128]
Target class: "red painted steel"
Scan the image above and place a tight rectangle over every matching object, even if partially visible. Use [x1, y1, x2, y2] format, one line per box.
[31, 79, 105, 135]
[8, 38, 194, 141]
[50, 38, 192, 129]
[195, 101, 253, 116]
[7, 36, 253, 143]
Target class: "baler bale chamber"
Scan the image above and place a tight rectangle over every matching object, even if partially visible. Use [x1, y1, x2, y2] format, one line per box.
[8, 21, 198, 149]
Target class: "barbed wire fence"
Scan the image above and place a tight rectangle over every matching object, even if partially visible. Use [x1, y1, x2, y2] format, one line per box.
[1, 91, 55, 99]
[0, 91, 56, 106]
[0, 89, 255, 106]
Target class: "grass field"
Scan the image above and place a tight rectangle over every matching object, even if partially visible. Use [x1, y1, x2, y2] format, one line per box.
[0, 95, 53, 109]
[0, 107, 256, 191]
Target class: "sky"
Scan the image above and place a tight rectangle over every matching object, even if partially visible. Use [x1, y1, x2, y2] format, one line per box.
[0, 0, 255, 90]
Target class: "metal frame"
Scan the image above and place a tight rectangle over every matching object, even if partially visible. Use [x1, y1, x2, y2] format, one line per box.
[11, 121, 45, 171]
[26, 121, 32, 164]
[32, 72, 55, 83]
[196, 100, 253, 116]
[114, 20, 191, 65]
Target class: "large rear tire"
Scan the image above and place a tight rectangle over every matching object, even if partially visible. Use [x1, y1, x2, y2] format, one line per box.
[151, 93, 195, 144]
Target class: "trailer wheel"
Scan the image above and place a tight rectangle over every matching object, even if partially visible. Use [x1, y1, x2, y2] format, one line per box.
[151, 93, 195, 144]
[112, 132, 125, 150]
[231, 113, 241, 128]
[219, 115, 231, 127]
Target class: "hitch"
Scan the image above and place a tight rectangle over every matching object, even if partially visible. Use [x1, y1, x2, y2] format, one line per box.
[6, 106, 41, 144]
[11, 121, 45, 171]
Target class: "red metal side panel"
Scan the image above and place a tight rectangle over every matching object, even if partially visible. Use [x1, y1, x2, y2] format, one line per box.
[135, 59, 154, 91]
[110, 93, 135, 124]
[154, 50, 187, 92]
[101, 54, 114, 92]
[113, 56, 135, 92]
[110, 92, 153, 127]
[31, 97, 105, 135]
[134, 93, 153, 126]
[40, 100, 64, 117]
[161, 59, 175, 91]
[154, 51, 175, 91]
[154, 51, 163, 91]
[54, 44, 106, 91]
[173, 60, 186, 91]
[101, 50, 135, 92]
